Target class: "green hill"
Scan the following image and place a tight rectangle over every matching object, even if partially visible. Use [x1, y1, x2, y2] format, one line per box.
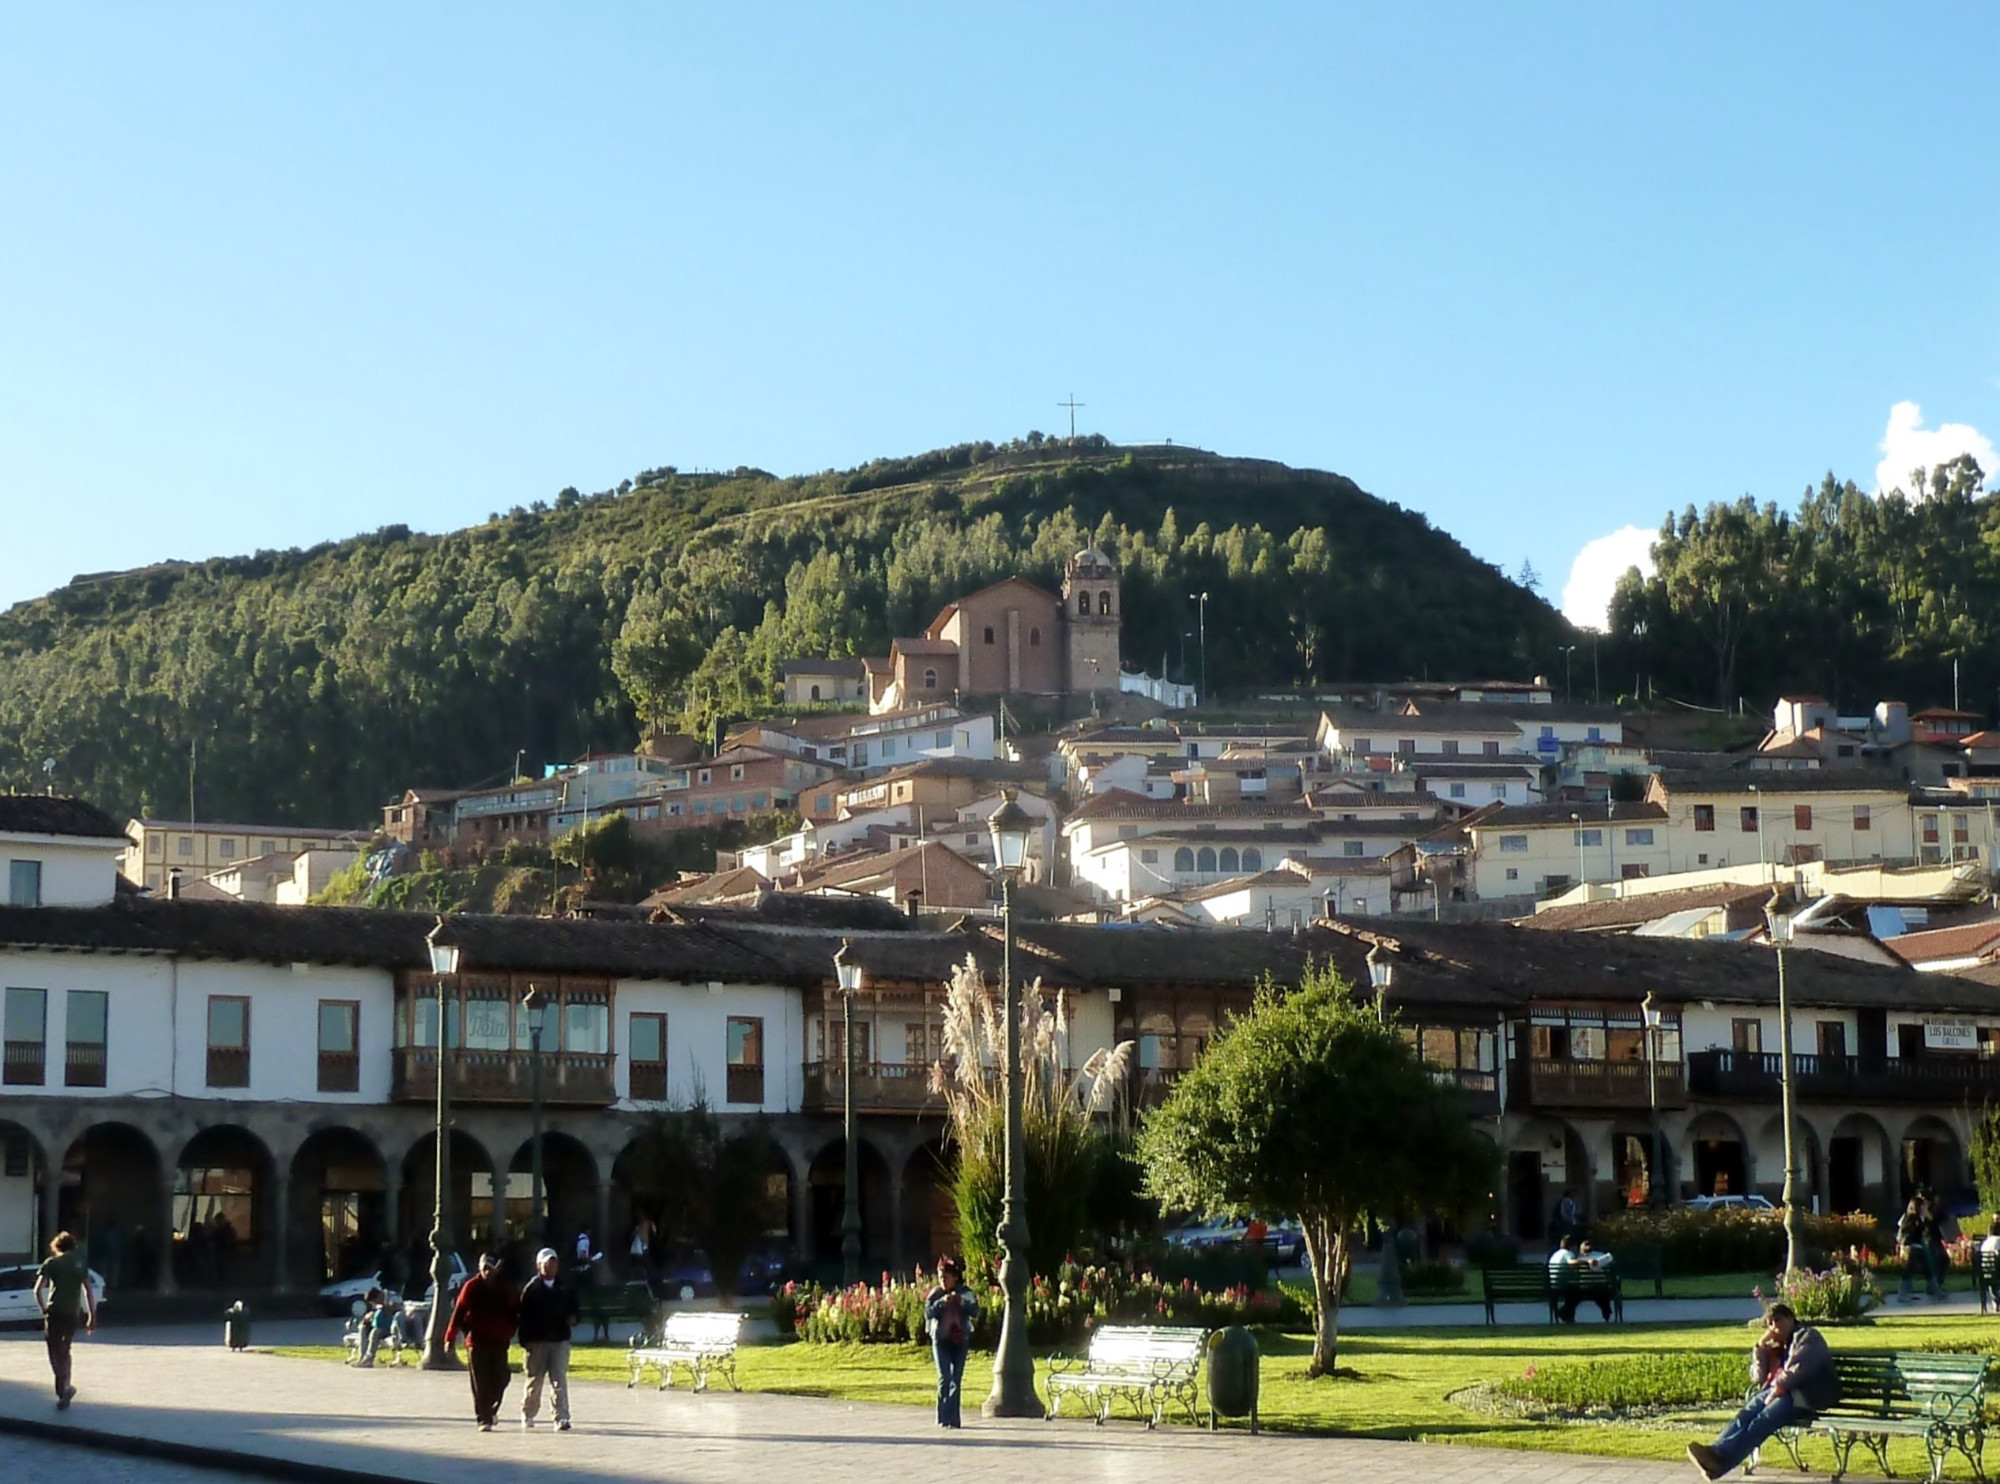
[0, 436, 1572, 826]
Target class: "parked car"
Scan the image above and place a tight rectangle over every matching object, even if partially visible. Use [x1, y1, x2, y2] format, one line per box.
[1166, 1216, 1305, 1265]
[318, 1252, 468, 1315]
[649, 1244, 794, 1301]
[0, 1262, 107, 1325]
[1681, 1194, 1777, 1213]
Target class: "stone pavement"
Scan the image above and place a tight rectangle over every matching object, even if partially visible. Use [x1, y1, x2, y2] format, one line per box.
[0, 1326, 1691, 1484]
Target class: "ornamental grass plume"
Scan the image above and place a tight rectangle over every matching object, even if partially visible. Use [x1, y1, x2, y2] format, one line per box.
[928, 954, 1133, 1272]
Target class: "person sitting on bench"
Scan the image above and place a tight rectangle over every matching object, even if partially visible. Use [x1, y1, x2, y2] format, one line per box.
[1556, 1240, 1614, 1324]
[1686, 1302, 1838, 1479]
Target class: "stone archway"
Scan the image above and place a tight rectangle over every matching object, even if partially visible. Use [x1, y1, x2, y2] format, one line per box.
[807, 1135, 891, 1273]
[1828, 1112, 1895, 1218]
[1685, 1110, 1753, 1201]
[1900, 1115, 1966, 1206]
[173, 1125, 277, 1290]
[0, 1118, 51, 1265]
[290, 1126, 389, 1287]
[399, 1127, 495, 1291]
[1503, 1116, 1591, 1243]
[901, 1139, 953, 1271]
[58, 1122, 163, 1292]
[505, 1130, 599, 1257]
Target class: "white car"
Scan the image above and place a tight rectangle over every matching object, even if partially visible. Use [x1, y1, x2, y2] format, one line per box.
[0, 1262, 107, 1324]
[1682, 1194, 1777, 1213]
[318, 1253, 467, 1315]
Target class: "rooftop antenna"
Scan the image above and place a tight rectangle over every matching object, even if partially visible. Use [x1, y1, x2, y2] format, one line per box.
[1058, 394, 1084, 440]
[41, 757, 55, 796]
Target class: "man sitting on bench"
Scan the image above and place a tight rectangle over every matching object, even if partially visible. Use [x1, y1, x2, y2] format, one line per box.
[1556, 1240, 1614, 1324]
[1686, 1301, 1839, 1479]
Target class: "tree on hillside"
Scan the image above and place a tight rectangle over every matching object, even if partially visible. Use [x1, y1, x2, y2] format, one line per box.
[1137, 963, 1494, 1377]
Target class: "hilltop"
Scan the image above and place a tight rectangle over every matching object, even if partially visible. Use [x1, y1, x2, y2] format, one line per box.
[0, 436, 1572, 825]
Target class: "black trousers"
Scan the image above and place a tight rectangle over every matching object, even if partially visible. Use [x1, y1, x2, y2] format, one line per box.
[45, 1311, 76, 1397]
[468, 1342, 511, 1424]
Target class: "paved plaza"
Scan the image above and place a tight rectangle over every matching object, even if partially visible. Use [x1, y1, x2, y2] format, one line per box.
[0, 1323, 1695, 1484]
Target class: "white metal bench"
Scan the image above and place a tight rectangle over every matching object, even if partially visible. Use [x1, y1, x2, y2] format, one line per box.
[342, 1306, 417, 1367]
[1045, 1325, 1207, 1428]
[627, 1310, 745, 1392]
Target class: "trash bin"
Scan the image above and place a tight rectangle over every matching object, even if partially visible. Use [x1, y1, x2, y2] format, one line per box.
[1205, 1325, 1259, 1433]
[224, 1300, 249, 1351]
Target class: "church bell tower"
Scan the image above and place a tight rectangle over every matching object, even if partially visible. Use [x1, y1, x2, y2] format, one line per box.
[1062, 546, 1121, 694]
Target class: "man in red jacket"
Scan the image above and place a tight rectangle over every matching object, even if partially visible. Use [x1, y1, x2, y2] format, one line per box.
[445, 1253, 520, 1430]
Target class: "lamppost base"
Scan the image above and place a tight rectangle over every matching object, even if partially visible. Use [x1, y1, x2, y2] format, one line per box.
[981, 1393, 1046, 1420]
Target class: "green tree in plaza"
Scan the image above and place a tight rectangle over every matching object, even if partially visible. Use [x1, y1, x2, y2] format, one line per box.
[1137, 962, 1495, 1378]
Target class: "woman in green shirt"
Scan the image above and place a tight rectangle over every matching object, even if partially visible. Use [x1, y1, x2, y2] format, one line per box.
[33, 1230, 97, 1409]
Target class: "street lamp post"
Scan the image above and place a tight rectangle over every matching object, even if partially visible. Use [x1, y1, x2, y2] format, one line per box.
[1367, 942, 1393, 1023]
[1188, 592, 1209, 704]
[1364, 943, 1404, 1305]
[833, 940, 865, 1287]
[1642, 992, 1665, 1208]
[1764, 891, 1806, 1273]
[523, 984, 548, 1248]
[983, 791, 1043, 1419]
[1571, 812, 1586, 893]
[421, 918, 463, 1371]
[1559, 645, 1577, 704]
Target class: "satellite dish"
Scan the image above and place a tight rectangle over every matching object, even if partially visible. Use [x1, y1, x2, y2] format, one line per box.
[42, 758, 55, 773]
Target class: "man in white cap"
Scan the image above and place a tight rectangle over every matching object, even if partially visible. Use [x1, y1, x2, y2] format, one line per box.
[517, 1247, 578, 1431]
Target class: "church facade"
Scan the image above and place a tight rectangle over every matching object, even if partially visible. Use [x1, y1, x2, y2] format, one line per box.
[868, 547, 1123, 713]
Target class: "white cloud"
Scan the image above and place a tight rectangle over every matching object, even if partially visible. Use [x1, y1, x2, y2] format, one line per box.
[1875, 400, 1996, 497]
[1561, 526, 1656, 632]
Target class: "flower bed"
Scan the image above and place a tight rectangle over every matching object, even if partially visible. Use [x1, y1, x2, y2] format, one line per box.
[1757, 1264, 1883, 1323]
[773, 1261, 1305, 1348]
[1590, 1208, 1888, 1276]
[1488, 1352, 1747, 1415]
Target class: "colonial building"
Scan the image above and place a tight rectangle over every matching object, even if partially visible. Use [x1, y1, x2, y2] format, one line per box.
[6, 795, 1995, 1290]
[866, 547, 1123, 713]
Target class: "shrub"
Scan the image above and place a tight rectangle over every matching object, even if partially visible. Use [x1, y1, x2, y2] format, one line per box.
[1492, 1352, 1747, 1411]
[1149, 1245, 1271, 1292]
[1402, 1259, 1466, 1296]
[1756, 1264, 1883, 1322]
[1590, 1208, 1889, 1276]
[779, 1261, 1307, 1348]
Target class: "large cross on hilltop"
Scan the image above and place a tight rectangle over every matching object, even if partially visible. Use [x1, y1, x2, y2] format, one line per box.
[1058, 393, 1084, 439]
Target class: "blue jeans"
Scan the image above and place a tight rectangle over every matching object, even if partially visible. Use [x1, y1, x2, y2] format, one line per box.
[1711, 1388, 1802, 1474]
[933, 1340, 968, 1427]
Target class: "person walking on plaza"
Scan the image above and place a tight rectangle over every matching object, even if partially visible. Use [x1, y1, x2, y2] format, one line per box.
[1896, 1196, 1939, 1301]
[32, 1230, 96, 1409]
[445, 1253, 519, 1430]
[1685, 1302, 1838, 1479]
[1920, 1192, 1949, 1299]
[518, 1247, 578, 1431]
[923, 1257, 979, 1429]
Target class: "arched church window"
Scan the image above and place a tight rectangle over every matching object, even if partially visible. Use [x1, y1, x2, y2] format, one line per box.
[1077, 593, 1090, 615]
[1098, 590, 1112, 615]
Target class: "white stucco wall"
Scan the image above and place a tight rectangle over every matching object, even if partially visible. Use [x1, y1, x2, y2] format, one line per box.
[614, 979, 803, 1114]
[3, 836, 124, 907]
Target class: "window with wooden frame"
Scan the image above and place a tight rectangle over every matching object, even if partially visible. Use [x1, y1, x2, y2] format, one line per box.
[629, 1012, 667, 1102]
[207, 995, 250, 1088]
[317, 1000, 359, 1092]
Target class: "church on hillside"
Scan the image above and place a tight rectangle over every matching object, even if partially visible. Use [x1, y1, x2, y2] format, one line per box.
[865, 546, 1123, 713]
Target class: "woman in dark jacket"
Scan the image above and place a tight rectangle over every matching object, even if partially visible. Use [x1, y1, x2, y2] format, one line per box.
[923, 1257, 980, 1429]
[445, 1253, 520, 1430]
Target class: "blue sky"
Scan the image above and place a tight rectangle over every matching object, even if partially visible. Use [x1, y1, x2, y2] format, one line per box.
[2, 5, 1996, 625]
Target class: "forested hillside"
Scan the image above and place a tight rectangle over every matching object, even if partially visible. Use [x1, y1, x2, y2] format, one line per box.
[1609, 455, 1998, 714]
[0, 436, 1571, 826]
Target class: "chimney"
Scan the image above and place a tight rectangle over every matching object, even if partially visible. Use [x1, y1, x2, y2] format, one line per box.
[166, 868, 183, 901]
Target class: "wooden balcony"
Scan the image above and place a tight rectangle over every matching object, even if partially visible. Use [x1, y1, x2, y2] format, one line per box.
[801, 1059, 938, 1114]
[206, 1045, 250, 1089]
[1688, 1049, 2000, 1104]
[1513, 1056, 1686, 1111]
[391, 1047, 616, 1107]
[317, 1050, 359, 1094]
[63, 1043, 106, 1089]
[3, 1041, 44, 1086]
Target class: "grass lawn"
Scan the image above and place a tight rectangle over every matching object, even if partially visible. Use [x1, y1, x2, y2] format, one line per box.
[272, 1310, 2000, 1473]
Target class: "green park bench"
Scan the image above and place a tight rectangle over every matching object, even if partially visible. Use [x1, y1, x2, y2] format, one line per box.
[576, 1280, 661, 1346]
[1479, 1264, 1623, 1324]
[1748, 1349, 1988, 1483]
[1045, 1325, 1207, 1429]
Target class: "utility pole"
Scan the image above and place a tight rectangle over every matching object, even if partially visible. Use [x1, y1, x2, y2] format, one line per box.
[1189, 592, 1210, 705]
[1057, 394, 1084, 440]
